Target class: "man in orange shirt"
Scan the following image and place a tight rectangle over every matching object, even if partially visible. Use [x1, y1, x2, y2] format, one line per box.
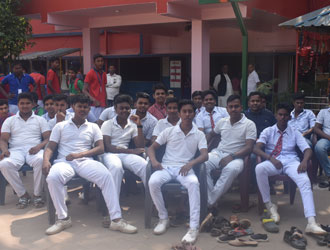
[30, 63, 46, 107]
[47, 57, 61, 94]
[83, 54, 107, 119]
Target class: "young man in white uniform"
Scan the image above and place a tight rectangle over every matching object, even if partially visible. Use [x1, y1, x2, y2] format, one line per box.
[151, 97, 180, 143]
[101, 94, 147, 197]
[48, 94, 73, 129]
[0, 93, 50, 208]
[195, 90, 228, 135]
[148, 99, 208, 244]
[205, 95, 256, 206]
[254, 103, 325, 235]
[43, 94, 137, 235]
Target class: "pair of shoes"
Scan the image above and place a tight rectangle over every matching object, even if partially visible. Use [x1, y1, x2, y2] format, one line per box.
[110, 219, 137, 234]
[305, 222, 327, 235]
[283, 227, 307, 250]
[46, 217, 72, 235]
[154, 219, 170, 235]
[228, 238, 258, 247]
[182, 228, 198, 244]
[268, 204, 280, 223]
[16, 196, 31, 209]
[33, 196, 45, 208]
[250, 233, 269, 242]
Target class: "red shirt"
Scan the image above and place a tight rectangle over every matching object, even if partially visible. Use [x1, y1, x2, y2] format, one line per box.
[30, 72, 46, 100]
[47, 69, 61, 94]
[0, 75, 9, 99]
[84, 69, 107, 107]
[148, 103, 167, 120]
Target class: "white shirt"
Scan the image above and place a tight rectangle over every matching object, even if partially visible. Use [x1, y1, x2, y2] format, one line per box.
[2, 112, 50, 150]
[316, 107, 330, 135]
[213, 73, 233, 97]
[42, 113, 53, 122]
[257, 124, 309, 161]
[48, 112, 74, 130]
[214, 114, 257, 154]
[156, 124, 207, 167]
[247, 70, 260, 95]
[101, 117, 138, 149]
[99, 107, 117, 121]
[50, 119, 103, 160]
[106, 73, 122, 100]
[195, 106, 229, 134]
[288, 109, 316, 134]
[131, 109, 157, 140]
[152, 117, 181, 137]
[66, 107, 97, 123]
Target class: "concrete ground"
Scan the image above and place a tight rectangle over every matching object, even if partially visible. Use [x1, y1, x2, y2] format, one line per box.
[0, 172, 329, 250]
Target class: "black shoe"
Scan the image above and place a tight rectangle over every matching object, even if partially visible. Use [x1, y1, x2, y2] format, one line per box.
[318, 181, 330, 188]
[321, 224, 330, 233]
[250, 233, 269, 242]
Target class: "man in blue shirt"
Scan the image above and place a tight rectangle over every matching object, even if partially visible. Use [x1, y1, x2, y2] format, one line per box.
[0, 61, 35, 114]
[288, 93, 316, 147]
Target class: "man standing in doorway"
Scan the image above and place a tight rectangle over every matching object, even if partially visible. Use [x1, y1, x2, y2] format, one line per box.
[213, 65, 233, 107]
[106, 65, 122, 107]
[247, 64, 260, 95]
[47, 57, 61, 95]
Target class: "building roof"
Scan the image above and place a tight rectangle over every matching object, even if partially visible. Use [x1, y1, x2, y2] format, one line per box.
[18, 48, 80, 60]
[279, 5, 330, 31]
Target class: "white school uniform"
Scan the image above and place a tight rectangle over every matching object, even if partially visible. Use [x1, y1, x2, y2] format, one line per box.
[100, 118, 147, 197]
[0, 113, 50, 197]
[255, 124, 315, 218]
[131, 109, 157, 141]
[148, 124, 207, 229]
[46, 119, 121, 220]
[48, 112, 74, 130]
[205, 114, 257, 206]
[195, 107, 228, 134]
[152, 117, 181, 138]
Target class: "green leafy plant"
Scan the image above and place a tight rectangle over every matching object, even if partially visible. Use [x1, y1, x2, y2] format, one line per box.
[0, 0, 33, 62]
[256, 79, 277, 96]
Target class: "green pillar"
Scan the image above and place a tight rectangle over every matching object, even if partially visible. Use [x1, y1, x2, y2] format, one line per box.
[231, 1, 248, 108]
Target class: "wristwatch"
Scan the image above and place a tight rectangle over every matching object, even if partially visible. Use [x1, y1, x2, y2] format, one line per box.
[137, 125, 143, 128]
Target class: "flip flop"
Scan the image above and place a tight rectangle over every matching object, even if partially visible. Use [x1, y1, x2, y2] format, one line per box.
[217, 234, 236, 243]
[228, 238, 258, 247]
[239, 219, 251, 229]
[283, 230, 307, 250]
[262, 218, 279, 233]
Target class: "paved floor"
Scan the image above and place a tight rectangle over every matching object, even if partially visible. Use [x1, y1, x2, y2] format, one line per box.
[0, 172, 329, 250]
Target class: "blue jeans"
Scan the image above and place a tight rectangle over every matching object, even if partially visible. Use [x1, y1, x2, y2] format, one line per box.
[315, 138, 330, 177]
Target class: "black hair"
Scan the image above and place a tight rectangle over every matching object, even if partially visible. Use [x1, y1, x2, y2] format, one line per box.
[276, 103, 292, 114]
[30, 92, 39, 103]
[248, 91, 262, 101]
[201, 90, 217, 100]
[93, 53, 104, 62]
[12, 61, 22, 68]
[72, 94, 91, 105]
[114, 94, 133, 107]
[136, 92, 150, 101]
[165, 97, 179, 107]
[49, 57, 59, 63]
[43, 94, 54, 105]
[32, 61, 43, 73]
[152, 83, 167, 94]
[292, 93, 305, 101]
[178, 99, 195, 112]
[53, 94, 68, 104]
[227, 94, 241, 104]
[68, 65, 79, 73]
[17, 93, 33, 103]
[0, 99, 8, 106]
[192, 90, 202, 98]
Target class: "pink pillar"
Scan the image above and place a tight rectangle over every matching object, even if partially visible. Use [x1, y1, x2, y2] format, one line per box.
[191, 20, 210, 93]
[82, 28, 100, 74]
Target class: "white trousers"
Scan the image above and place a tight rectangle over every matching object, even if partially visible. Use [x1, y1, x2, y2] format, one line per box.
[101, 153, 147, 197]
[0, 149, 44, 197]
[148, 166, 200, 229]
[205, 150, 244, 206]
[255, 157, 315, 218]
[91, 107, 105, 120]
[46, 158, 121, 220]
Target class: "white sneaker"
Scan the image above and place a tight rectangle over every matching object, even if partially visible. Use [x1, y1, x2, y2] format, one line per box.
[110, 219, 138, 234]
[305, 222, 327, 235]
[182, 228, 199, 244]
[268, 204, 280, 223]
[45, 217, 72, 235]
[153, 219, 170, 235]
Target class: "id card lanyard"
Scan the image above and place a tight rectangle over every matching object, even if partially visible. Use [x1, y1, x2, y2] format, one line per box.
[93, 68, 103, 92]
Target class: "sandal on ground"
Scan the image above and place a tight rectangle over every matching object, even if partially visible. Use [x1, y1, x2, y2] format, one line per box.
[16, 196, 31, 209]
[217, 234, 236, 243]
[239, 219, 251, 229]
[283, 230, 307, 250]
[290, 227, 307, 245]
[33, 196, 45, 208]
[315, 234, 330, 246]
[199, 213, 214, 232]
[228, 227, 254, 237]
[249, 233, 269, 242]
[228, 238, 258, 247]
[262, 218, 279, 233]
[230, 215, 239, 228]
[318, 181, 330, 188]
[213, 216, 231, 230]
